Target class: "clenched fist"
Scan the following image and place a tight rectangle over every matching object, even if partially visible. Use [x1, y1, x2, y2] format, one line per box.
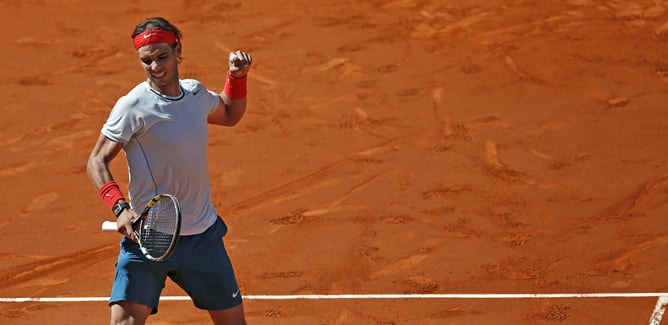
[229, 50, 252, 78]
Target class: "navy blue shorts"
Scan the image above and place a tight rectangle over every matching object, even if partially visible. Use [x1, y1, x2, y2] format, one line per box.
[109, 217, 242, 314]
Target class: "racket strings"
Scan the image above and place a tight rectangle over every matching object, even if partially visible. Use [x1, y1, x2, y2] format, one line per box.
[138, 197, 179, 259]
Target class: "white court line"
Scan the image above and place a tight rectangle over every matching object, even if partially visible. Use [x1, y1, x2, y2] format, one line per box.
[650, 296, 668, 325]
[246, 293, 668, 299]
[1, 293, 667, 302]
[3, 293, 667, 325]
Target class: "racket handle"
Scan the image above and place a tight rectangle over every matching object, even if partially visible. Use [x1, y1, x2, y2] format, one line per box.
[101, 221, 118, 231]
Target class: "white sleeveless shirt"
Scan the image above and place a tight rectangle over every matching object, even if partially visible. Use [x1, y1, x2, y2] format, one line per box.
[102, 79, 221, 235]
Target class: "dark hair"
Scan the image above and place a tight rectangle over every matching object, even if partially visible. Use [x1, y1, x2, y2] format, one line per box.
[131, 17, 181, 39]
[131, 17, 183, 59]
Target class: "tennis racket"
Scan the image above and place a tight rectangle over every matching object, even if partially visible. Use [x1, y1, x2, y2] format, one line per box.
[101, 194, 182, 262]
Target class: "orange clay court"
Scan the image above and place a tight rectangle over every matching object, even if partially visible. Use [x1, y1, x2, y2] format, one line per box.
[1, 0, 668, 324]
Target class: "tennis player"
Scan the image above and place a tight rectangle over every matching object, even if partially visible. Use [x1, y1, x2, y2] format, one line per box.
[87, 17, 250, 324]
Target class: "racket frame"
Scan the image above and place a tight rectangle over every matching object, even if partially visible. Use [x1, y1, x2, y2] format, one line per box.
[101, 194, 182, 262]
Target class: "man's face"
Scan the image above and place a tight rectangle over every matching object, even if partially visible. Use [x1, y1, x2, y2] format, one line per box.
[137, 43, 180, 93]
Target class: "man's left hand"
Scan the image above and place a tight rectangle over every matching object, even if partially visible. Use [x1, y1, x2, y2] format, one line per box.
[229, 50, 252, 78]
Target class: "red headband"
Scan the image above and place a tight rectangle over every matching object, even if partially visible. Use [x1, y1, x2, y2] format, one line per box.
[133, 30, 179, 50]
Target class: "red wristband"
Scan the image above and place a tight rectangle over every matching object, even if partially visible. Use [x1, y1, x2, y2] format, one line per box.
[98, 181, 126, 209]
[223, 72, 247, 100]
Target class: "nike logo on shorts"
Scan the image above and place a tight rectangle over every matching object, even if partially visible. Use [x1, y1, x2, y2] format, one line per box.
[232, 289, 239, 298]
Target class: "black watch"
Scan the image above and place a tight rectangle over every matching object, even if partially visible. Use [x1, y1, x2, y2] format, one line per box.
[112, 201, 131, 218]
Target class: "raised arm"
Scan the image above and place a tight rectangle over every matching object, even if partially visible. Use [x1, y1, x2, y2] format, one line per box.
[208, 50, 252, 126]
